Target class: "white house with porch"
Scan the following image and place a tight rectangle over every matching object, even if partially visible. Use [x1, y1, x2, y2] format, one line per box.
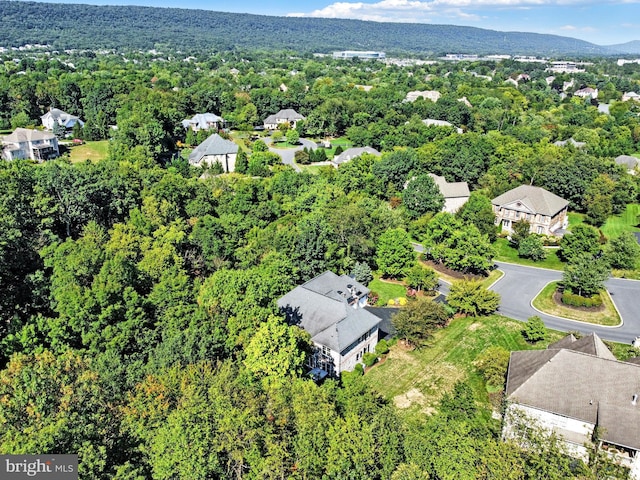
[2, 128, 59, 161]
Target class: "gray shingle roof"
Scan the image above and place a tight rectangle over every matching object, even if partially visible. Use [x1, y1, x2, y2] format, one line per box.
[277, 271, 380, 353]
[181, 112, 224, 130]
[492, 185, 569, 217]
[188, 133, 238, 163]
[3, 128, 56, 143]
[264, 109, 305, 124]
[554, 138, 586, 148]
[615, 155, 640, 170]
[332, 146, 380, 165]
[506, 334, 640, 450]
[428, 173, 470, 199]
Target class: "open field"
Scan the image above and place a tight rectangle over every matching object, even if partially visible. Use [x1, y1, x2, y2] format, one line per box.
[493, 238, 564, 270]
[531, 281, 621, 326]
[65, 140, 110, 163]
[364, 314, 565, 418]
[568, 205, 640, 239]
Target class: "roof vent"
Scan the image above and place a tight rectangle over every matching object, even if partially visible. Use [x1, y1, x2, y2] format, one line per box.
[633, 394, 638, 406]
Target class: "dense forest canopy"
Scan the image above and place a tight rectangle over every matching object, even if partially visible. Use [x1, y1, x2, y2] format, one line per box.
[0, 39, 640, 479]
[0, 0, 634, 56]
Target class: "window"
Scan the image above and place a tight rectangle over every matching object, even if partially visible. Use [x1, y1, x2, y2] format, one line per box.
[537, 226, 543, 234]
[503, 220, 511, 228]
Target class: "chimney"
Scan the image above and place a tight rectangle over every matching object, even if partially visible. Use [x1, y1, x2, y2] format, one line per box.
[632, 394, 638, 406]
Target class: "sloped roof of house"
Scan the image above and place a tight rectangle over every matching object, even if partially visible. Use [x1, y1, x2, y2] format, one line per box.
[405, 90, 441, 102]
[41, 108, 83, 128]
[188, 133, 238, 163]
[554, 138, 586, 148]
[422, 118, 463, 134]
[2, 128, 56, 143]
[428, 173, 470, 199]
[181, 112, 224, 130]
[264, 109, 305, 124]
[615, 155, 640, 170]
[506, 334, 640, 451]
[277, 271, 380, 353]
[332, 146, 380, 165]
[491, 185, 569, 217]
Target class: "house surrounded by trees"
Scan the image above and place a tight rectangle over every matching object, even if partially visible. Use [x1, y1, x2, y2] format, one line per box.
[1, 128, 60, 161]
[263, 109, 305, 130]
[277, 271, 382, 377]
[188, 133, 238, 172]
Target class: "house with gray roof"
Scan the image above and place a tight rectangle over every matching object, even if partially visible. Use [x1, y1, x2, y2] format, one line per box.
[422, 118, 463, 134]
[331, 146, 380, 167]
[554, 137, 586, 149]
[181, 113, 224, 132]
[41, 108, 84, 132]
[616, 155, 640, 174]
[188, 133, 238, 172]
[492, 185, 569, 235]
[428, 173, 470, 213]
[2, 128, 59, 161]
[504, 333, 640, 478]
[277, 271, 382, 376]
[263, 109, 305, 130]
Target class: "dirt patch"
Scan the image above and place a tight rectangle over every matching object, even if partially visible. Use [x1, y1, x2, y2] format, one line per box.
[394, 388, 426, 409]
[421, 260, 485, 281]
[552, 290, 604, 312]
[468, 322, 483, 331]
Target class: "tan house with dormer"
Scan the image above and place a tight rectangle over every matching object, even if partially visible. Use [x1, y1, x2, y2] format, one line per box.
[492, 185, 569, 235]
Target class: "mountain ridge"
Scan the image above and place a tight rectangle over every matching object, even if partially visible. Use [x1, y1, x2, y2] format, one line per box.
[0, 1, 639, 56]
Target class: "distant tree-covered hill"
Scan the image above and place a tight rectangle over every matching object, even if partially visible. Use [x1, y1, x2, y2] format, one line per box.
[0, 1, 627, 56]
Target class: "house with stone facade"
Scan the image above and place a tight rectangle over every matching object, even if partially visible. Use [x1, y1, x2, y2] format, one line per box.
[277, 271, 382, 377]
[492, 185, 569, 235]
[504, 333, 640, 479]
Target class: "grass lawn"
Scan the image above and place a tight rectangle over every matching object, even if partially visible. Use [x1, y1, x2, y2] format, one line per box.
[494, 237, 565, 270]
[364, 314, 565, 419]
[600, 204, 640, 238]
[66, 140, 110, 163]
[531, 281, 620, 327]
[298, 164, 332, 175]
[368, 277, 407, 306]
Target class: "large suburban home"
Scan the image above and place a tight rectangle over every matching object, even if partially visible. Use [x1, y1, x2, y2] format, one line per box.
[554, 138, 586, 149]
[623, 92, 640, 102]
[404, 90, 441, 103]
[331, 146, 380, 167]
[422, 118, 463, 134]
[574, 87, 598, 99]
[263, 109, 305, 130]
[504, 333, 640, 479]
[1, 128, 59, 161]
[428, 174, 470, 213]
[277, 271, 382, 377]
[188, 133, 238, 172]
[616, 155, 640, 174]
[181, 113, 224, 132]
[492, 185, 569, 235]
[41, 108, 84, 131]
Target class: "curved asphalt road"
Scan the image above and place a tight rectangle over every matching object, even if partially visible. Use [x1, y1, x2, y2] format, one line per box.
[267, 138, 317, 172]
[492, 261, 640, 343]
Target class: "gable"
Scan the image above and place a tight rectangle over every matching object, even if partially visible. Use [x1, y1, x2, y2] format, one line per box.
[501, 199, 536, 215]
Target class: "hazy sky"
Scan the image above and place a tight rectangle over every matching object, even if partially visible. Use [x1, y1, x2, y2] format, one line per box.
[28, 0, 640, 45]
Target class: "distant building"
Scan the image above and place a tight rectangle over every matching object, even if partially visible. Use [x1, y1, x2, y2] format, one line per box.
[623, 92, 640, 102]
[422, 118, 463, 134]
[331, 146, 380, 167]
[188, 133, 238, 172]
[615, 155, 640, 174]
[41, 108, 84, 131]
[554, 138, 586, 149]
[405, 90, 441, 103]
[263, 109, 305, 130]
[181, 113, 224, 132]
[332, 51, 385, 60]
[574, 87, 598, 99]
[492, 185, 569, 235]
[428, 174, 470, 213]
[1, 128, 59, 161]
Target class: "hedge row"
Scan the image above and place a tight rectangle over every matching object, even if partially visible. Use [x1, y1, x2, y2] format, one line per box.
[561, 291, 603, 308]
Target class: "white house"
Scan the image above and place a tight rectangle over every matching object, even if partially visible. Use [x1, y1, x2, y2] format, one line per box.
[504, 334, 640, 480]
[428, 174, 470, 213]
[263, 109, 305, 130]
[181, 113, 224, 132]
[492, 185, 569, 235]
[574, 87, 598, 99]
[404, 90, 441, 103]
[278, 271, 383, 377]
[188, 133, 238, 172]
[623, 92, 640, 102]
[331, 146, 380, 167]
[615, 155, 640, 174]
[422, 118, 463, 134]
[41, 108, 84, 131]
[1, 128, 59, 161]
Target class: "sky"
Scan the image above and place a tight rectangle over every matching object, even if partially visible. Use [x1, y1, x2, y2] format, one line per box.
[28, 0, 640, 45]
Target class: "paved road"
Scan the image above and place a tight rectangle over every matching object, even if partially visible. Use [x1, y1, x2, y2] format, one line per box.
[267, 138, 317, 172]
[492, 261, 640, 343]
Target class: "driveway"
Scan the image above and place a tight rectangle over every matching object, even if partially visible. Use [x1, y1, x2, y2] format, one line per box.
[492, 261, 640, 343]
[267, 138, 317, 173]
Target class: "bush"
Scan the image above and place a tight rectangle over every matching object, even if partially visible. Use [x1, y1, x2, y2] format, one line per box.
[522, 316, 546, 343]
[362, 352, 377, 367]
[375, 339, 389, 355]
[474, 346, 510, 388]
[561, 291, 603, 308]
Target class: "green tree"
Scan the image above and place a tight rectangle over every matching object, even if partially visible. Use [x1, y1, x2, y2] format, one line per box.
[447, 280, 501, 316]
[560, 224, 601, 262]
[375, 228, 415, 278]
[234, 148, 248, 174]
[404, 264, 438, 292]
[456, 192, 497, 242]
[518, 234, 547, 261]
[510, 219, 531, 248]
[605, 231, 640, 270]
[522, 315, 546, 343]
[474, 345, 510, 388]
[430, 224, 495, 275]
[351, 261, 373, 285]
[563, 253, 610, 297]
[243, 315, 310, 380]
[285, 128, 300, 145]
[271, 129, 284, 143]
[391, 297, 449, 347]
[402, 174, 445, 219]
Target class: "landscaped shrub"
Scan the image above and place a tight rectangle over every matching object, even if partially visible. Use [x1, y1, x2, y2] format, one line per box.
[474, 345, 510, 388]
[561, 291, 603, 308]
[522, 316, 546, 343]
[362, 352, 377, 367]
[375, 339, 389, 355]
